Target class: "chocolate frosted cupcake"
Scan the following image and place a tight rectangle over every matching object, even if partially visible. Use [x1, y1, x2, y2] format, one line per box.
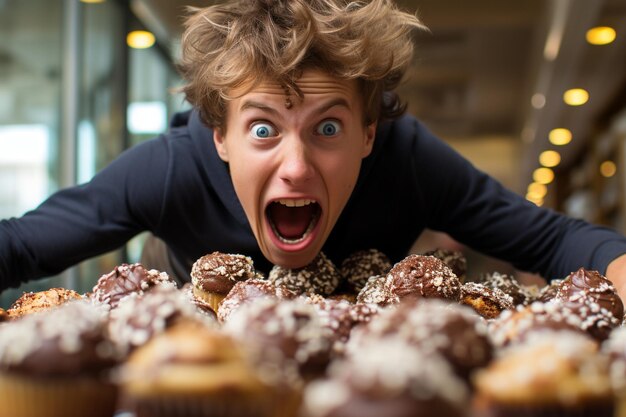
[355, 274, 395, 306]
[108, 285, 216, 355]
[224, 297, 335, 382]
[190, 252, 259, 312]
[489, 302, 589, 348]
[481, 272, 538, 306]
[121, 320, 292, 417]
[0, 300, 120, 417]
[217, 278, 298, 323]
[460, 281, 514, 319]
[268, 252, 341, 296]
[348, 299, 493, 383]
[423, 248, 468, 282]
[547, 268, 623, 341]
[339, 249, 392, 292]
[92, 263, 176, 309]
[6, 287, 83, 319]
[383, 254, 462, 303]
[473, 331, 614, 417]
[302, 337, 469, 417]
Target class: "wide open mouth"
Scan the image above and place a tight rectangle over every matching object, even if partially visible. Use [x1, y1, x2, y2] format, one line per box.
[266, 199, 321, 244]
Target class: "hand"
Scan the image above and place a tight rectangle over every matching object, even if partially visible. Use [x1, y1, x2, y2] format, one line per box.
[606, 253, 626, 303]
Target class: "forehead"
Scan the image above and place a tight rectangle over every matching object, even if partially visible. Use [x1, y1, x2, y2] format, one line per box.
[232, 69, 360, 104]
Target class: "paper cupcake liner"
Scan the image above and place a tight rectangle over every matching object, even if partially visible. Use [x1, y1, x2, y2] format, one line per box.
[192, 287, 226, 313]
[127, 391, 300, 417]
[0, 372, 118, 417]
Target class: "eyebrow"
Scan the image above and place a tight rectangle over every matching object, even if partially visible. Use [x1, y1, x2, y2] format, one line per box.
[239, 97, 351, 115]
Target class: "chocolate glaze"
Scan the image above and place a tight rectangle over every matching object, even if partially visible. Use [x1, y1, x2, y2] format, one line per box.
[423, 248, 467, 282]
[481, 272, 537, 306]
[191, 252, 257, 294]
[217, 278, 298, 323]
[92, 263, 175, 309]
[0, 301, 119, 376]
[460, 282, 514, 319]
[385, 255, 461, 302]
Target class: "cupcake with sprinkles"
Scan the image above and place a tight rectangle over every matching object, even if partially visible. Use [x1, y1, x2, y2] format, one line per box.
[302, 336, 469, 417]
[267, 252, 341, 296]
[338, 249, 392, 292]
[0, 300, 121, 417]
[190, 251, 260, 312]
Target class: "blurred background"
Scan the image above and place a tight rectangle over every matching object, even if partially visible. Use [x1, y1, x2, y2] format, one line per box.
[0, 0, 625, 306]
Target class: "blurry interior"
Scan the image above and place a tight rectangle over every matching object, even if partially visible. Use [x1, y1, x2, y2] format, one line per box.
[0, 0, 625, 306]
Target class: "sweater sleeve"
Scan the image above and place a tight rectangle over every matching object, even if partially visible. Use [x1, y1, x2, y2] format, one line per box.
[0, 136, 170, 291]
[408, 119, 626, 280]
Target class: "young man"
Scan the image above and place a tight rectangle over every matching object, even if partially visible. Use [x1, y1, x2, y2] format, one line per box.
[2, 0, 626, 298]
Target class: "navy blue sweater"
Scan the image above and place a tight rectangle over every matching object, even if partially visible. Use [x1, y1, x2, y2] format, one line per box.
[2, 109, 626, 290]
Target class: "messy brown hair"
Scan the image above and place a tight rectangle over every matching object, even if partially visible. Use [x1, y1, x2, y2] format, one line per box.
[177, 0, 426, 130]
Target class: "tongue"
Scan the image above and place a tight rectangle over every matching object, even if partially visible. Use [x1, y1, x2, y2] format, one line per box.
[269, 203, 315, 239]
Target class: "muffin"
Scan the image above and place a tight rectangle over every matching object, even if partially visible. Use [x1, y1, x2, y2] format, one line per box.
[489, 302, 589, 348]
[304, 294, 379, 355]
[0, 300, 120, 417]
[383, 254, 462, 303]
[302, 336, 469, 417]
[473, 331, 614, 417]
[480, 272, 538, 306]
[268, 252, 341, 296]
[91, 263, 176, 310]
[108, 285, 216, 355]
[355, 274, 395, 306]
[223, 297, 335, 382]
[545, 268, 623, 341]
[460, 281, 514, 319]
[6, 287, 83, 319]
[190, 252, 259, 312]
[347, 299, 493, 383]
[217, 278, 298, 323]
[423, 248, 468, 282]
[339, 249, 392, 292]
[121, 319, 293, 417]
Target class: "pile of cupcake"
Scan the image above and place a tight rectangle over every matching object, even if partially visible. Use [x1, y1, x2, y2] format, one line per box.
[1, 249, 626, 417]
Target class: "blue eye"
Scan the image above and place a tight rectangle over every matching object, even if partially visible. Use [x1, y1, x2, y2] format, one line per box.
[251, 123, 276, 139]
[316, 120, 341, 136]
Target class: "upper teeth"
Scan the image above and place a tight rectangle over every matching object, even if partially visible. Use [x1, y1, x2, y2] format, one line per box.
[277, 199, 315, 207]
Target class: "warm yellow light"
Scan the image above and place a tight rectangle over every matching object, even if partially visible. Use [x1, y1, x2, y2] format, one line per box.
[563, 88, 589, 106]
[539, 150, 561, 168]
[586, 26, 616, 45]
[527, 182, 547, 199]
[549, 128, 572, 145]
[81, 0, 105, 3]
[600, 160, 617, 178]
[526, 193, 544, 206]
[127, 31, 155, 49]
[533, 167, 554, 185]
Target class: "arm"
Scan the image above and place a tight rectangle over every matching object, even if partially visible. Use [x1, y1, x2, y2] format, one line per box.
[0, 137, 169, 291]
[404, 117, 626, 281]
[606, 254, 626, 302]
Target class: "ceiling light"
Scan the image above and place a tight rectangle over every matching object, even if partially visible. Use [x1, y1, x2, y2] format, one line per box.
[527, 182, 548, 199]
[549, 128, 572, 145]
[586, 26, 616, 45]
[539, 150, 561, 168]
[127, 31, 155, 49]
[531, 93, 546, 109]
[563, 88, 589, 106]
[600, 160, 617, 178]
[533, 167, 554, 185]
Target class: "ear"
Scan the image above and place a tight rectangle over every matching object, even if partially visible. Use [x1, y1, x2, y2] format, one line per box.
[213, 128, 229, 162]
[361, 122, 377, 158]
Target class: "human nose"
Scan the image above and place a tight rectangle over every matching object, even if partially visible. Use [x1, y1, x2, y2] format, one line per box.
[277, 136, 315, 186]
